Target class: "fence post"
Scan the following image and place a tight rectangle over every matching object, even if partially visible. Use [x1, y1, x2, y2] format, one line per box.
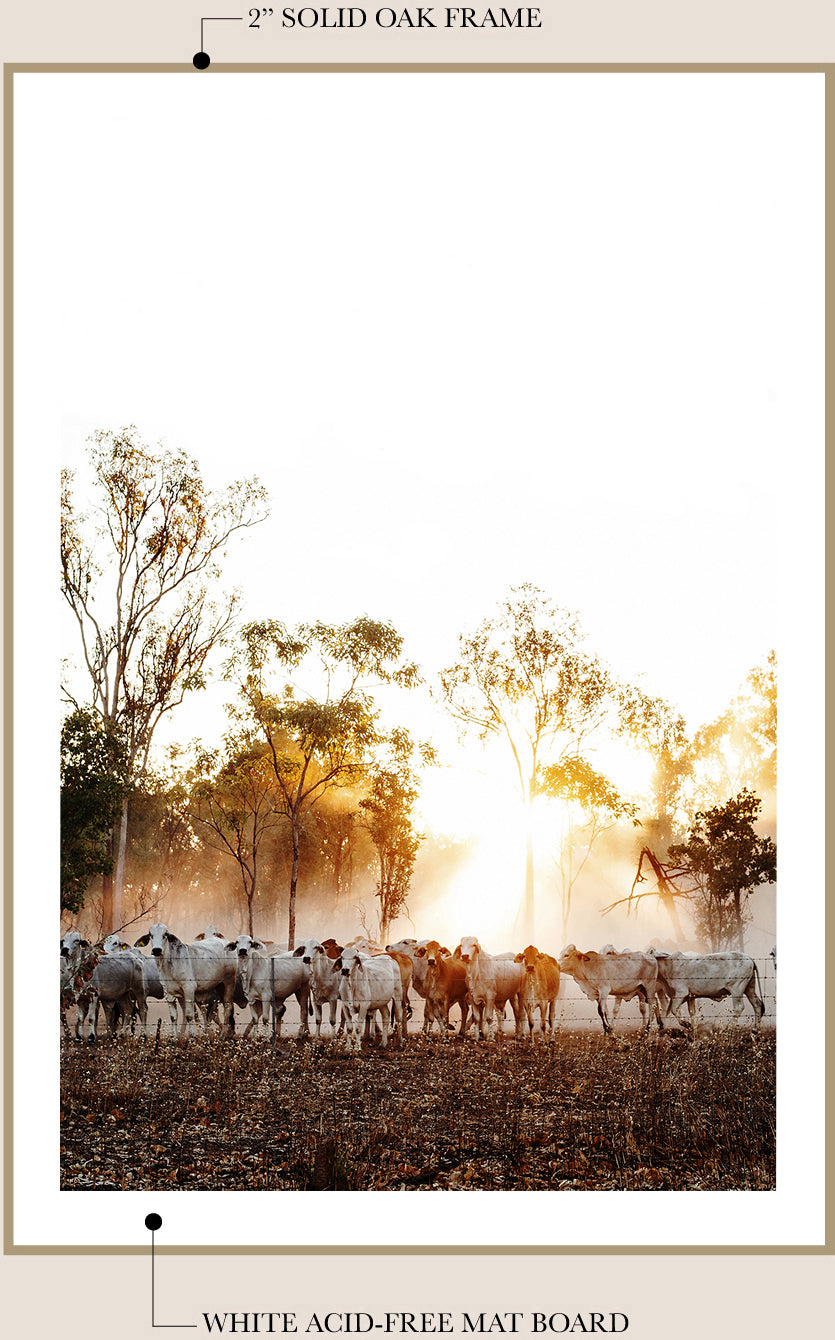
[271, 955, 276, 1048]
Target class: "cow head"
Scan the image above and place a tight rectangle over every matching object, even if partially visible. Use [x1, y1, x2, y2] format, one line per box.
[103, 933, 130, 954]
[60, 931, 90, 961]
[135, 923, 179, 958]
[195, 925, 226, 942]
[292, 938, 321, 966]
[558, 944, 581, 975]
[457, 935, 480, 965]
[386, 938, 417, 954]
[423, 940, 444, 968]
[515, 945, 540, 973]
[333, 947, 363, 978]
[227, 934, 264, 959]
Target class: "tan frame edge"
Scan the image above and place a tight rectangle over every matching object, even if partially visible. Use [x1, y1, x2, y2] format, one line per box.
[4, 59, 830, 1256]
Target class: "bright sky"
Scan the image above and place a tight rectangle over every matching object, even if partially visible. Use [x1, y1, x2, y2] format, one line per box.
[17, 71, 822, 838]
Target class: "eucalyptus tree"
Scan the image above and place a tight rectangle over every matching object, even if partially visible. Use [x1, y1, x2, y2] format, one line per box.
[226, 617, 421, 947]
[359, 731, 431, 942]
[439, 585, 621, 939]
[185, 734, 284, 937]
[60, 708, 130, 915]
[61, 426, 268, 931]
[668, 789, 776, 951]
[536, 755, 640, 941]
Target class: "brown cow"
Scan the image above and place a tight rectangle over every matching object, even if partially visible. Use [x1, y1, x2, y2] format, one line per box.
[415, 940, 469, 1037]
[514, 945, 560, 1042]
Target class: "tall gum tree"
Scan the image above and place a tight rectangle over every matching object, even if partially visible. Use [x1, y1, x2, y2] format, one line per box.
[182, 734, 284, 937]
[61, 427, 268, 933]
[226, 617, 421, 948]
[439, 585, 621, 941]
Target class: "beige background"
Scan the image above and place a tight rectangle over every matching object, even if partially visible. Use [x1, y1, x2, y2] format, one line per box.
[2, 1, 831, 1336]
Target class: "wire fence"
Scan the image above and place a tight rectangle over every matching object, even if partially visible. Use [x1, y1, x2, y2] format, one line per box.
[62, 955, 777, 1040]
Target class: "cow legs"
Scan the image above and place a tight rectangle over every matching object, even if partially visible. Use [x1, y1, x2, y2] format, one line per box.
[596, 992, 612, 1034]
[181, 991, 200, 1036]
[351, 1004, 367, 1052]
[295, 986, 310, 1040]
[163, 993, 179, 1034]
[639, 986, 654, 1032]
[81, 997, 98, 1044]
[133, 994, 148, 1039]
[744, 980, 765, 1028]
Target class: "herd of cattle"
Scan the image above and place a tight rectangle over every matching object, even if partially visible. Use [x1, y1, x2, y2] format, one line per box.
[59, 923, 773, 1047]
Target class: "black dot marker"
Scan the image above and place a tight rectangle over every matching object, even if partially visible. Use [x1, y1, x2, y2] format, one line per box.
[193, 52, 210, 70]
[145, 1212, 162, 1231]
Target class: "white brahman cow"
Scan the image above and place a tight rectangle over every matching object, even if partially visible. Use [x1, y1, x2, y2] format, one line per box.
[135, 923, 236, 1036]
[226, 935, 317, 1039]
[454, 936, 525, 1041]
[650, 949, 765, 1030]
[558, 945, 657, 1034]
[332, 946, 403, 1052]
[299, 939, 343, 1038]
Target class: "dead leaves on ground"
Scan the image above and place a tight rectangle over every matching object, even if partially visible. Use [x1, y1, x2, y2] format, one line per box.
[60, 1030, 775, 1192]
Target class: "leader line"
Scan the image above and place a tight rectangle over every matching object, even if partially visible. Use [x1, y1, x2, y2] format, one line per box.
[147, 1214, 198, 1329]
[194, 16, 244, 69]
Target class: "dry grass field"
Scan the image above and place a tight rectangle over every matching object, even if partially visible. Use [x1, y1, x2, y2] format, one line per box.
[60, 1027, 775, 1192]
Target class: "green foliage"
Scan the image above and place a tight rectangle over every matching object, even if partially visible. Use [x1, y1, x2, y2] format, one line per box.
[439, 585, 615, 767]
[668, 789, 777, 950]
[184, 734, 284, 935]
[60, 709, 130, 914]
[689, 652, 777, 809]
[536, 755, 640, 824]
[226, 616, 424, 944]
[359, 763, 424, 939]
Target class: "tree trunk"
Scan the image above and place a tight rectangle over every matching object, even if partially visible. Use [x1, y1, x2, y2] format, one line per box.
[288, 814, 300, 950]
[519, 817, 535, 943]
[101, 867, 114, 939]
[110, 795, 129, 934]
[734, 890, 745, 951]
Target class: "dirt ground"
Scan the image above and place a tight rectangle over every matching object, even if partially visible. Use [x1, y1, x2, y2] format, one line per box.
[60, 1024, 775, 1192]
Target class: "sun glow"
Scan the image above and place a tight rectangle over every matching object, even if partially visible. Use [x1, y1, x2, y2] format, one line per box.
[412, 734, 657, 946]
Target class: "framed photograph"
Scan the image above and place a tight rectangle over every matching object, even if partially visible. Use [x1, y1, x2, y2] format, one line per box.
[8, 66, 824, 1253]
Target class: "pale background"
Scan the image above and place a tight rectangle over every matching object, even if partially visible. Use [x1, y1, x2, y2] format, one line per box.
[2, 2, 833, 1337]
[12, 68, 824, 1251]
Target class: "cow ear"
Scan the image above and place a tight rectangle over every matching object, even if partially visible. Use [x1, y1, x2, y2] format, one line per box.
[332, 958, 342, 973]
[581, 952, 590, 962]
[453, 944, 462, 959]
[166, 932, 181, 946]
[225, 941, 237, 951]
[134, 934, 150, 947]
[194, 932, 205, 940]
[252, 938, 265, 951]
[292, 945, 305, 957]
[514, 952, 523, 962]
[439, 946, 450, 957]
[415, 946, 426, 958]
